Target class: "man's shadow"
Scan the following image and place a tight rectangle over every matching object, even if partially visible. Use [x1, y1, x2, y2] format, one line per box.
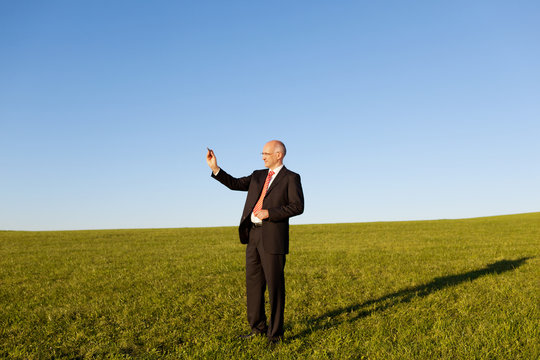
[290, 257, 532, 340]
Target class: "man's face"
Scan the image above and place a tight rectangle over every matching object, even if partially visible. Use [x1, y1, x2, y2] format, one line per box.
[262, 143, 279, 169]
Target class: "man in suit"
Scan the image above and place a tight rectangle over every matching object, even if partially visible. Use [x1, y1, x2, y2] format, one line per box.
[206, 140, 304, 344]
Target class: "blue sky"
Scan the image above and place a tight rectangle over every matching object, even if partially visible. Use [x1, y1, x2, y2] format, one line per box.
[1, 1, 539, 230]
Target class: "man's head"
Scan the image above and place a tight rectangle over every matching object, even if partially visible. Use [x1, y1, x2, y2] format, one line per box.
[262, 140, 286, 170]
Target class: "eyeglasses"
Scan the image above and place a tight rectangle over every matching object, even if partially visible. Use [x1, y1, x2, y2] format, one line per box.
[261, 152, 279, 156]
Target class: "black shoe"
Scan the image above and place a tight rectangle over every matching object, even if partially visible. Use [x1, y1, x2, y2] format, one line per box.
[239, 332, 264, 340]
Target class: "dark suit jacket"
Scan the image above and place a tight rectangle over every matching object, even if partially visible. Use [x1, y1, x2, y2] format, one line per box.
[212, 166, 304, 254]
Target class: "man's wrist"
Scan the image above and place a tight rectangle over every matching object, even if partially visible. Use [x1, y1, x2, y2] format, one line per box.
[212, 167, 220, 175]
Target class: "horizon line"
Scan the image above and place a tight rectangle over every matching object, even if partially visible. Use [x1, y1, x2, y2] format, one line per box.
[2, 211, 538, 233]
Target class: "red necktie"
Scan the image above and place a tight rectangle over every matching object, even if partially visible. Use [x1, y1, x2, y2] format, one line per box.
[253, 170, 275, 214]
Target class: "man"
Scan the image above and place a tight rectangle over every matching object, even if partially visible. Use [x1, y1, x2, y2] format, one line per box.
[206, 140, 304, 345]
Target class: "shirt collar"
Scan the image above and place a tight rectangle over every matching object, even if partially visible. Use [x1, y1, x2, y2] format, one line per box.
[270, 164, 284, 176]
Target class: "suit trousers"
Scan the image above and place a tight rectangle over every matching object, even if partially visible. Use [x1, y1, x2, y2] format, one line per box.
[246, 226, 286, 340]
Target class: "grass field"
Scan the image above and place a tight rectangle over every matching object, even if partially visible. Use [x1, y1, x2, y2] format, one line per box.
[1, 213, 539, 359]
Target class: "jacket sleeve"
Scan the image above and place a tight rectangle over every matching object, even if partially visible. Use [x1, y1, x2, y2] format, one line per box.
[211, 168, 251, 191]
[268, 173, 304, 221]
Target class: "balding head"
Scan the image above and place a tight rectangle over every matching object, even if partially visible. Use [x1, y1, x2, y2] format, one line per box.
[268, 140, 286, 157]
[262, 140, 287, 169]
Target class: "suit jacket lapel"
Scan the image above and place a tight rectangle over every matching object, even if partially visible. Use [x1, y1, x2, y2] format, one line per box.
[265, 166, 287, 197]
[247, 170, 269, 209]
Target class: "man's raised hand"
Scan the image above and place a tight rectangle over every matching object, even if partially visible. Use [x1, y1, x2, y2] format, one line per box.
[206, 147, 220, 174]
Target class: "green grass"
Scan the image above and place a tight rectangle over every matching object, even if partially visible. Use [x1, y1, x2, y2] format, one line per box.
[1, 213, 539, 359]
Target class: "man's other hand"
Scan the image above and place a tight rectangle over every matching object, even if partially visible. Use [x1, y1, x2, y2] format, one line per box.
[254, 209, 269, 220]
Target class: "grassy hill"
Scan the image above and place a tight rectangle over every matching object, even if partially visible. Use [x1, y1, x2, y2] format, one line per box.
[1, 213, 539, 359]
